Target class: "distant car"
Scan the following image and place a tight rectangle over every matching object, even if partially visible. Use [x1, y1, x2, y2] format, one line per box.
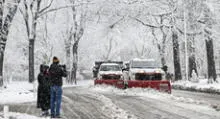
[94, 63, 126, 89]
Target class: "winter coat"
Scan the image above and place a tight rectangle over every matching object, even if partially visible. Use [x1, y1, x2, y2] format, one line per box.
[37, 65, 51, 111]
[49, 63, 67, 86]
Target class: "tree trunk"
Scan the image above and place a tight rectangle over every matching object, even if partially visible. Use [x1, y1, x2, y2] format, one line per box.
[160, 50, 166, 67]
[205, 39, 217, 82]
[29, 39, 35, 83]
[0, 49, 4, 86]
[0, 0, 20, 86]
[188, 36, 198, 78]
[172, 31, 182, 80]
[65, 44, 71, 83]
[71, 40, 79, 84]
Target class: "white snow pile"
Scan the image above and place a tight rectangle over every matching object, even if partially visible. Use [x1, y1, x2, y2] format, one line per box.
[91, 85, 214, 108]
[0, 112, 46, 119]
[0, 80, 94, 104]
[172, 78, 220, 94]
[91, 84, 220, 118]
[63, 79, 94, 88]
[90, 93, 137, 119]
[0, 81, 36, 104]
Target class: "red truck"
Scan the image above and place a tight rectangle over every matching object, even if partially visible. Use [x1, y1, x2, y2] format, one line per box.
[93, 59, 171, 94]
[123, 59, 171, 93]
[93, 61, 126, 89]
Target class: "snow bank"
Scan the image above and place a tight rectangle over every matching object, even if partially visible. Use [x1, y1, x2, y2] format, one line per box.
[0, 81, 36, 104]
[0, 112, 46, 119]
[91, 85, 218, 109]
[91, 84, 220, 117]
[63, 79, 94, 88]
[0, 79, 94, 104]
[172, 79, 220, 94]
[93, 93, 137, 119]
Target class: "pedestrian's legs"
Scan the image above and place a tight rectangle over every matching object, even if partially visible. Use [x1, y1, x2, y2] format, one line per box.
[50, 86, 56, 117]
[55, 86, 62, 116]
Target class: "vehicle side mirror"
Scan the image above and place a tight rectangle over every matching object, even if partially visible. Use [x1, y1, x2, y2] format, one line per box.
[122, 67, 129, 71]
[162, 65, 168, 72]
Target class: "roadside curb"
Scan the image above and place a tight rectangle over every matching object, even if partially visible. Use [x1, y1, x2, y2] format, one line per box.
[172, 85, 220, 95]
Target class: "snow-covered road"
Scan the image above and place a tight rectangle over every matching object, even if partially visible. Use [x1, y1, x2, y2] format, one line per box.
[172, 89, 220, 111]
[1, 85, 220, 119]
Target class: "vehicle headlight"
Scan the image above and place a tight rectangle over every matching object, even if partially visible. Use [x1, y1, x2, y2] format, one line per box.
[139, 70, 145, 73]
[154, 69, 162, 73]
[98, 74, 103, 79]
[162, 74, 166, 80]
[131, 74, 135, 79]
[120, 75, 123, 79]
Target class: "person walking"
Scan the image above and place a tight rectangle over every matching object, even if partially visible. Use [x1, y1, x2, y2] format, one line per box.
[49, 56, 67, 118]
[37, 64, 51, 116]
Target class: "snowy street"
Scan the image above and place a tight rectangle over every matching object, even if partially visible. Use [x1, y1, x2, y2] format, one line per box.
[1, 82, 220, 119]
[1, 0, 220, 118]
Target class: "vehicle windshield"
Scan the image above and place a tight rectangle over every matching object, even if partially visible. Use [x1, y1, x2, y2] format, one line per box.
[99, 65, 121, 71]
[131, 60, 160, 68]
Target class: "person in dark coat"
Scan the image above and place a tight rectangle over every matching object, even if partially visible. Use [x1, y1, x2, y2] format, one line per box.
[49, 56, 67, 118]
[37, 65, 44, 108]
[37, 64, 51, 116]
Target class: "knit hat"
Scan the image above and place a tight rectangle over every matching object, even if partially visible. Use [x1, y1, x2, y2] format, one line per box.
[53, 56, 59, 63]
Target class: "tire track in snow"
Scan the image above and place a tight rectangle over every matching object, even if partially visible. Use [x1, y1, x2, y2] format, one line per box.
[63, 89, 111, 119]
[87, 92, 138, 119]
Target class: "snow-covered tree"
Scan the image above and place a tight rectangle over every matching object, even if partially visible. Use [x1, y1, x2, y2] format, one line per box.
[0, 0, 20, 86]
[20, 0, 54, 83]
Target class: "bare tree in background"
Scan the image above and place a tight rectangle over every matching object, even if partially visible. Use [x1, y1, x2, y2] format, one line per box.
[64, 0, 87, 84]
[20, 0, 54, 83]
[37, 12, 53, 65]
[0, 0, 21, 86]
[151, 14, 171, 67]
[169, 0, 182, 80]
[101, 18, 124, 60]
[185, 0, 203, 78]
[63, 28, 72, 83]
[199, 2, 217, 83]
[172, 30, 182, 80]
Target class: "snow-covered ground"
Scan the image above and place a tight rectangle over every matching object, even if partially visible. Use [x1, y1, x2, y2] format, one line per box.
[91, 85, 207, 105]
[90, 84, 220, 117]
[1, 79, 220, 119]
[0, 80, 94, 119]
[172, 78, 220, 93]
[63, 79, 94, 88]
[0, 81, 36, 104]
[0, 112, 45, 119]
[0, 80, 94, 104]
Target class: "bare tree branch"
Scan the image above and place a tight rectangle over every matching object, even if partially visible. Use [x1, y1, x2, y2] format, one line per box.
[38, 0, 53, 14]
[0, 1, 4, 28]
[38, 2, 95, 18]
[109, 17, 124, 29]
[20, 0, 30, 37]
[176, 27, 202, 36]
[130, 16, 160, 28]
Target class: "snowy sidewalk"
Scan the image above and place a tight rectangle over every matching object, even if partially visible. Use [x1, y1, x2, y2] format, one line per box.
[0, 80, 93, 119]
[0, 80, 93, 104]
[0, 81, 37, 104]
[0, 112, 45, 119]
[172, 79, 220, 94]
